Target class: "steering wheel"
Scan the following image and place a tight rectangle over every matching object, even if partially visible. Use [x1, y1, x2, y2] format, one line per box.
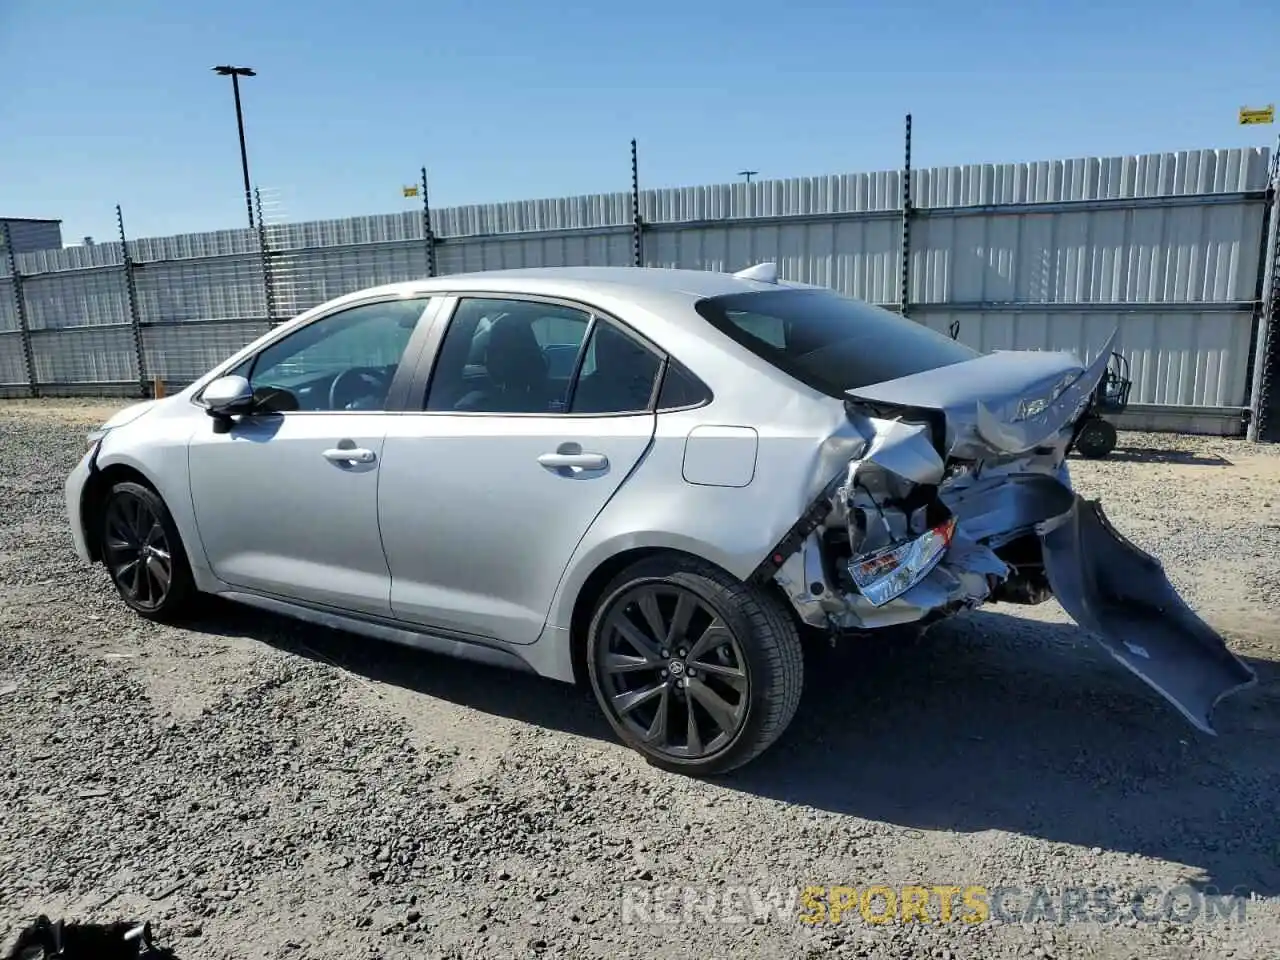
[328, 366, 391, 410]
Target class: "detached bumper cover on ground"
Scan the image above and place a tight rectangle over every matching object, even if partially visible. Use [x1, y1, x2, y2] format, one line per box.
[1041, 494, 1257, 733]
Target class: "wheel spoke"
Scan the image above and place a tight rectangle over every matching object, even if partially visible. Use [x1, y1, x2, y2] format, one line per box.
[112, 557, 139, 581]
[685, 619, 733, 663]
[129, 558, 145, 599]
[127, 497, 144, 538]
[685, 699, 703, 754]
[143, 521, 164, 547]
[642, 687, 671, 744]
[604, 653, 654, 675]
[686, 676, 741, 734]
[149, 556, 171, 593]
[609, 614, 663, 663]
[106, 518, 134, 546]
[691, 660, 747, 690]
[636, 591, 667, 645]
[665, 592, 696, 648]
[612, 683, 665, 716]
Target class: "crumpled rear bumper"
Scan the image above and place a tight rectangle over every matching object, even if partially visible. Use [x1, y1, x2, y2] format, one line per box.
[1039, 494, 1256, 734]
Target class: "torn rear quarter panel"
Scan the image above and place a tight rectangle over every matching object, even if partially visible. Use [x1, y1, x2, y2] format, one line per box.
[767, 334, 1254, 734]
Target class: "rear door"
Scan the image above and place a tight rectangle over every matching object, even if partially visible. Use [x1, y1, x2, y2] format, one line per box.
[377, 294, 664, 644]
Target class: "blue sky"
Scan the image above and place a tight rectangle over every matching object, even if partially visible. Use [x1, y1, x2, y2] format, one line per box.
[1, 0, 1276, 242]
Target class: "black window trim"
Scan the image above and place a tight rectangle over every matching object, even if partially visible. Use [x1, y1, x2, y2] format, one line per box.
[190, 292, 444, 415]
[408, 291, 710, 419]
[654, 357, 714, 413]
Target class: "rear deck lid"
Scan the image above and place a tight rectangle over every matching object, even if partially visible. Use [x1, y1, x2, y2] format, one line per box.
[846, 332, 1116, 458]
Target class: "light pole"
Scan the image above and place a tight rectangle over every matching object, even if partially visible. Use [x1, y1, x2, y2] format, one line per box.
[213, 65, 257, 228]
[738, 170, 758, 183]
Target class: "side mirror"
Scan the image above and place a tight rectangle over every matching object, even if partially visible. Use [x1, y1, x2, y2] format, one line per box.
[202, 375, 255, 416]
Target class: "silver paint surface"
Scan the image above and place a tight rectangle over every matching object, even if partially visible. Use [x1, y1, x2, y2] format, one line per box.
[63, 266, 1253, 732]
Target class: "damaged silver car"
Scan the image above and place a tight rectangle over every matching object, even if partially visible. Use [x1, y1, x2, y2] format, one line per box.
[64, 264, 1255, 775]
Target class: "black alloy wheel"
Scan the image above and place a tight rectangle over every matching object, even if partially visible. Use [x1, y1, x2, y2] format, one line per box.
[101, 481, 195, 620]
[587, 555, 803, 776]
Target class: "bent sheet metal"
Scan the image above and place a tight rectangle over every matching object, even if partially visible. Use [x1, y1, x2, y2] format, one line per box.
[777, 331, 1255, 734]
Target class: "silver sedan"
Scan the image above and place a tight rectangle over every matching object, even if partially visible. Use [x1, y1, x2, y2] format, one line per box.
[65, 265, 1254, 774]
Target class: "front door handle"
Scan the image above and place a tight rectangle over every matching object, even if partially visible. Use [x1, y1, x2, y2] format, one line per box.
[323, 446, 376, 464]
[537, 452, 609, 471]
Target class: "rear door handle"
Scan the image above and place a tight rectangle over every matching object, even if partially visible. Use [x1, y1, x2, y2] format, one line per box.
[537, 452, 608, 471]
[323, 447, 376, 464]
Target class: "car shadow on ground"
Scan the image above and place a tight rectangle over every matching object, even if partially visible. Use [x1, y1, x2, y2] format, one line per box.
[186, 602, 1280, 898]
[1074, 446, 1234, 466]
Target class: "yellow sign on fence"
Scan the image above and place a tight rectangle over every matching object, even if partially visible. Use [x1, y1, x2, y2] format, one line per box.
[402, 185, 420, 198]
[1238, 104, 1275, 125]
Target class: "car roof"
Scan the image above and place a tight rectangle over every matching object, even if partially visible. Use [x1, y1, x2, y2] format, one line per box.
[330, 266, 794, 308]
[282, 266, 840, 402]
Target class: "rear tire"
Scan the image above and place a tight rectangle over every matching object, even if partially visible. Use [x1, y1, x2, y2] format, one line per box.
[1075, 417, 1118, 459]
[100, 481, 197, 622]
[585, 554, 803, 776]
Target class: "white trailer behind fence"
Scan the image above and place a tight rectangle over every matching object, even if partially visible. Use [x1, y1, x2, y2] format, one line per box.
[0, 145, 1276, 437]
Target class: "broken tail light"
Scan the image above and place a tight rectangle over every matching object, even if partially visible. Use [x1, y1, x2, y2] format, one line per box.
[847, 518, 957, 607]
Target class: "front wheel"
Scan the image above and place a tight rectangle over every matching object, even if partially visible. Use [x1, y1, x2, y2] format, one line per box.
[586, 555, 803, 776]
[100, 480, 197, 621]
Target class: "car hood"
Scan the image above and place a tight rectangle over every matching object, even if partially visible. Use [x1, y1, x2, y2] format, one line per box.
[845, 331, 1116, 459]
[98, 398, 161, 431]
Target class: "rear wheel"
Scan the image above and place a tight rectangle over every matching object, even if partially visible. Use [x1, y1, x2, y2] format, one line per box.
[100, 481, 196, 621]
[1075, 417, 1118, 459]
[586, 555, 803, 776]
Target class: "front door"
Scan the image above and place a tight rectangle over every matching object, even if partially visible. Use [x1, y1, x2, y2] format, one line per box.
[188, 295, 434, 616]
[378, 296, 665, 643]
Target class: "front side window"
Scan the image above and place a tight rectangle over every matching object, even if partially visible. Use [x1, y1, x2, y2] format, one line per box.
[694, 289, 979, 397]
[244, 297, 431, 412]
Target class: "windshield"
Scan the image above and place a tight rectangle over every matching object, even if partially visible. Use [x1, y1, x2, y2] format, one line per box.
[694, 289, 980, 396]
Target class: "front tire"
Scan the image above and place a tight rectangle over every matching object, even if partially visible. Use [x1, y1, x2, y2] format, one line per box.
[100, 480, 196, 622]
[586, 555, 803, 776]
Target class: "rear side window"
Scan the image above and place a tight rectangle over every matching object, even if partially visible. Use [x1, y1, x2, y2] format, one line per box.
[694, 289, 979, 397]
[656, 363, 712, 410]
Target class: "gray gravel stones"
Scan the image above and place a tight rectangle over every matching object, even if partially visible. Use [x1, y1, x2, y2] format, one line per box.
[1, 401, 1278, 959]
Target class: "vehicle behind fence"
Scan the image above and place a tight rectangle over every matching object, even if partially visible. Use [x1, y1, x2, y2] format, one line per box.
[1, 145, 1278, 440]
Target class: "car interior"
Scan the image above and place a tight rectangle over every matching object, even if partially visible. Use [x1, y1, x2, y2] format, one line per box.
[235, 299, 428, 412]
[425, 301, 663, 414]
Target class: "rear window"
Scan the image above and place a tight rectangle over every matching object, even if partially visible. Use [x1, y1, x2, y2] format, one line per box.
[694, 289, 979, 396]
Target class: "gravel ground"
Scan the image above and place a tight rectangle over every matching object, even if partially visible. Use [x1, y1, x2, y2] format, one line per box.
[1, 398, 1279, 960]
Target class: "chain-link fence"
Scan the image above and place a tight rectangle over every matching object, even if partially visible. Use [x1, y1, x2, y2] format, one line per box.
[2, 146, 1278, 440]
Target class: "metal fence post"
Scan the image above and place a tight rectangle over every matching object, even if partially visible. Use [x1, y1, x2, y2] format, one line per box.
[900, 113, 913, 320]
[631, 138, 643, 267]
[1247, 150, 1280, 442]
[1, 222, 38, 397]
[255, 187, 280, 326]
[116, 204, 150, 397]
[421, 166, 437, 278]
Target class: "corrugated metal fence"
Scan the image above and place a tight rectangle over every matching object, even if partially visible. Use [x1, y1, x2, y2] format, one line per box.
[2, 145, 1277, 437]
